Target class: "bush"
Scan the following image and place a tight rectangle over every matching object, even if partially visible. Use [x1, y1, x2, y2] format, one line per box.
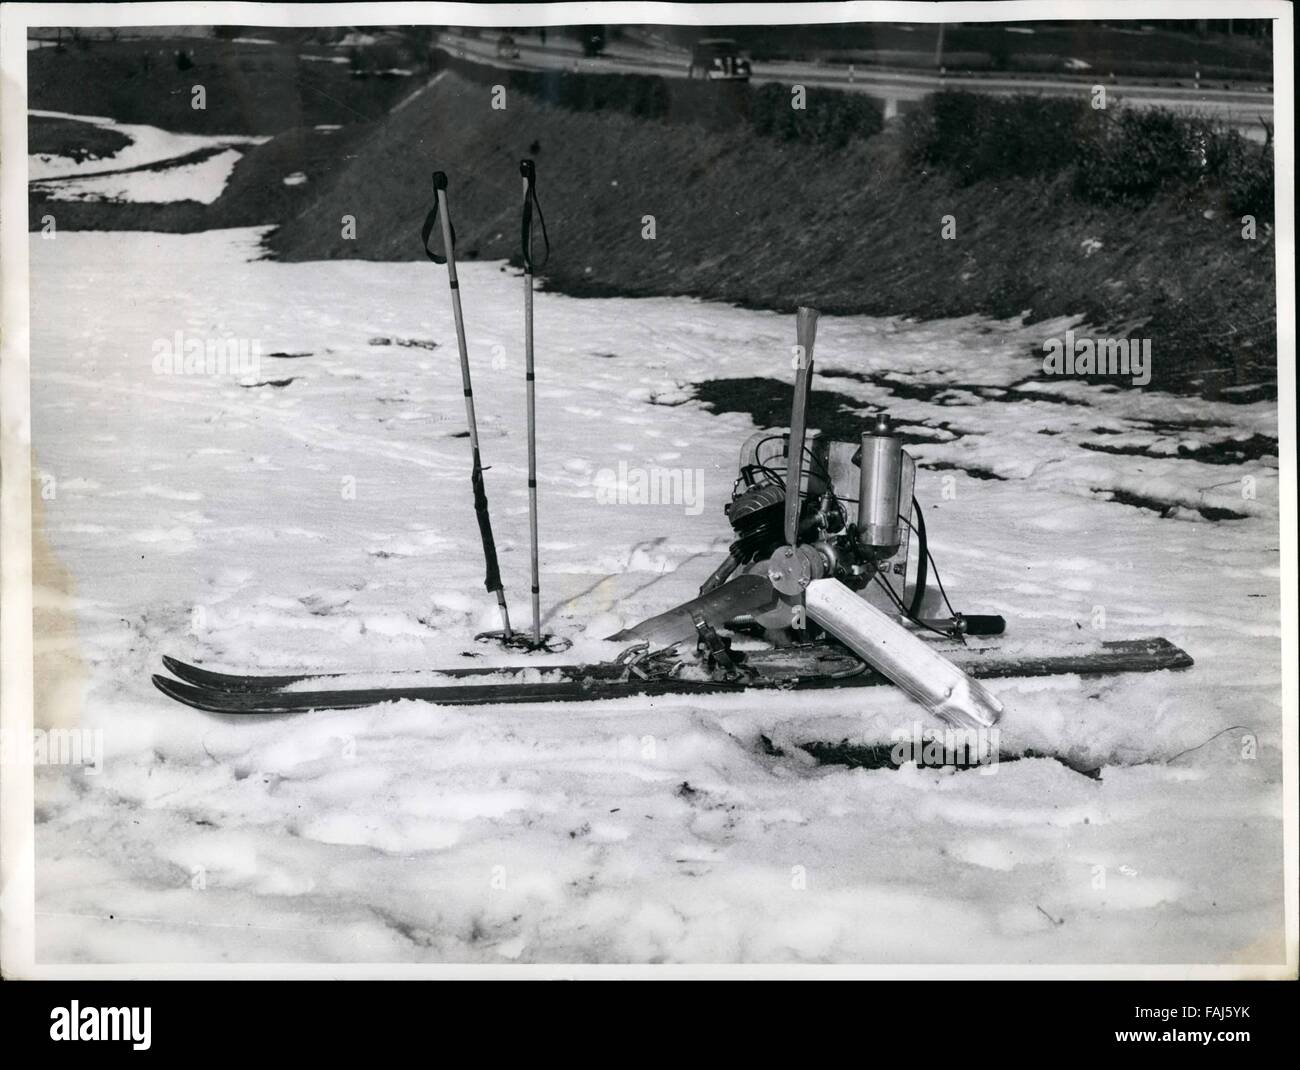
[1074, 109, 1207, 203]
[1074, 110, 1274, 217]
[905, 90, 1274, 217]
[904, 91, 1091, 183]
[1207, 130, 1275, 220]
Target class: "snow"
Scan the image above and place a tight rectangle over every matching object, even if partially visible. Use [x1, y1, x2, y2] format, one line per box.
[37, 149, 248, 205]
[28, 111, 266, 203]
[28, 229, 1284, 966]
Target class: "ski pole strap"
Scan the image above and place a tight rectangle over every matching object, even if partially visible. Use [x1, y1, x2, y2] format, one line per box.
[519, 159, 550, 273]
[470, 451, 504, 594]
[421, 171, 456, 264]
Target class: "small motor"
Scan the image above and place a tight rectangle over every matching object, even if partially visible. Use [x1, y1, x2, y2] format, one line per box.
[855, 413, 903, 560]
[700, 432, 840, 595]
[698, 479, 787, 593]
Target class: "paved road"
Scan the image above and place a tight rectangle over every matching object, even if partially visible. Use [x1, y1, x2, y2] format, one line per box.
[440, 31, 1274, 136]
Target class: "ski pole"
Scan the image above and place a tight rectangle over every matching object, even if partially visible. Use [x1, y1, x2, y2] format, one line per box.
[423, 171, 512, 639]
[519, 159, 549, 645]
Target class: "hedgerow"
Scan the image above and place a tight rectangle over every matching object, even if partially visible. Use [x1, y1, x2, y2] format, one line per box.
[903, 90, 1273, 219]
[432, 51, 1272, 220]
[431, 49, 884, 147]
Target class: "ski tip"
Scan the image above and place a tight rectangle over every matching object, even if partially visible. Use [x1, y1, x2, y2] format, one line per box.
[159, 654, 245, 690]
[160, 654, 193, 679]
[1150, 637, 1194, 669]
[152, 673, 256, 715]
[153, 673, 320, 716]
[1109, 636, 1195, 671]
[152, 673, 209, 710]
[158, 655, 309, 692]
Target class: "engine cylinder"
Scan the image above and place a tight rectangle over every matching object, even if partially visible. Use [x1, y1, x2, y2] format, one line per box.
[857, 414, 902, 559]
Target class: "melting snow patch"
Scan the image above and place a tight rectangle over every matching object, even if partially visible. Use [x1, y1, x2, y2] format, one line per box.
[35, 149, 246, 205]
[28, 110, 266, 202]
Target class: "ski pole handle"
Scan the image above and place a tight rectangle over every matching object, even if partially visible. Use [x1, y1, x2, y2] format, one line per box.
[518, 158, 548, 274]
[421, 171, 456, 265]
[520, 161, 533, 273]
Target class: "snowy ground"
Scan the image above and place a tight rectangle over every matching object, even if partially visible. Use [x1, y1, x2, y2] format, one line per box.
[28, 229, 1284, 966]
[28, 110, 265, 203]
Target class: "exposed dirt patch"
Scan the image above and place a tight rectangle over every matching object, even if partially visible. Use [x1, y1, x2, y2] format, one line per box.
[1094, 487, 1249, 521]
[921, 461, 1009, 482]
[1079, 432, 1277, 466]
[28, 114, 131, 162]
[799, 739, 1102, 779]
[685, 376, 943, 445]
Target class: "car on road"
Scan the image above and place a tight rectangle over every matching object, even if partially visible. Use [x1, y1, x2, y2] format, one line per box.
[496, 34, 520, 59]
[687, 38, 752, 80]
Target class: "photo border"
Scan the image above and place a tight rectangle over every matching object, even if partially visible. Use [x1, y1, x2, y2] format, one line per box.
[1, 0, 1294, 980]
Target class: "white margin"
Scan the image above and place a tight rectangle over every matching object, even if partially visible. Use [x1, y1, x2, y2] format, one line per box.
[0, 0, 1295, 981]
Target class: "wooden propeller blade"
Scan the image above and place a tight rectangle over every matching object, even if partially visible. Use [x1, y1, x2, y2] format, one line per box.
[783, 306, 820, 547]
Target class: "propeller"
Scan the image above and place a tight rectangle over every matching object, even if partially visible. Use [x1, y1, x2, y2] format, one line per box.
[783, 306, 820, 547]
[612, 307, 820, 650]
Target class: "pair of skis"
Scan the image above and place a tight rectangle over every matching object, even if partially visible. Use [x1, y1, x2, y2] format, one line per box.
[152, 637, 1193, 715]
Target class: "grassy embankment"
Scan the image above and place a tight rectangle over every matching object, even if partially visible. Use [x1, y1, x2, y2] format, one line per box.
[266, 60, 1275, 399]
